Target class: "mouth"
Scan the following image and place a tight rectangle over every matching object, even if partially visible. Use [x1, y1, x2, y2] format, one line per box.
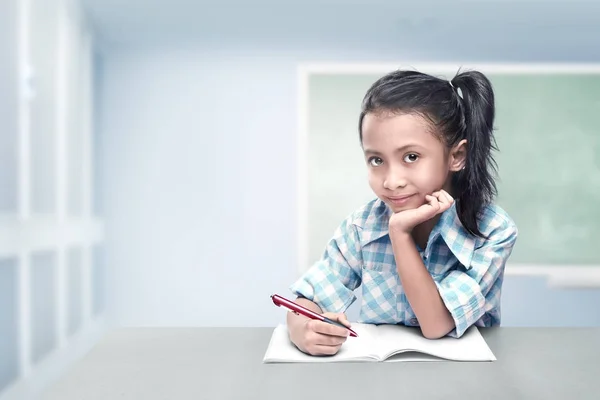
[386, 194, 416, 206]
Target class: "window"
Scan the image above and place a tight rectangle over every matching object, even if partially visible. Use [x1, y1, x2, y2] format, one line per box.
[0, 0, 105, 395]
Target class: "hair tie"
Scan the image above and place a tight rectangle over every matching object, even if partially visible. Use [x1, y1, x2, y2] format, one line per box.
[449, 80, 463, 99]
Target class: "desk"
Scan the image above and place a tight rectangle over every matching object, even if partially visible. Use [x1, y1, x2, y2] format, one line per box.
[41, 327, 600, 400]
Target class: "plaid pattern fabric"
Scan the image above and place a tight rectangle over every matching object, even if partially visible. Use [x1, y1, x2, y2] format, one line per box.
[290, 198, 518, 338]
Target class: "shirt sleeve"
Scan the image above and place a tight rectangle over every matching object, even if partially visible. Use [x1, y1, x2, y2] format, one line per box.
[289, 217, 363, 314]
[435, 219, 518, 338]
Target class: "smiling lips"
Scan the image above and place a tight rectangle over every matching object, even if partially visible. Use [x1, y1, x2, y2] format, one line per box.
[387, 194, 416, 206]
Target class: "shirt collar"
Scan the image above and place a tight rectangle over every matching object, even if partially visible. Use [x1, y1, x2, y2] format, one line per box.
[358, 199, 476, 269]
[357, 198, 391, 246]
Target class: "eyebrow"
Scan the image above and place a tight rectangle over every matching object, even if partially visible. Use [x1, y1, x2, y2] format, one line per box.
[363, 144, 423, 155]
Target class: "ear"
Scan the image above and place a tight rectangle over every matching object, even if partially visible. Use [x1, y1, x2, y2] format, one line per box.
[448, 139, 467, 172]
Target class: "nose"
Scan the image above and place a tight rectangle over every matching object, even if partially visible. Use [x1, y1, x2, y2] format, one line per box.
[383, 166, 407, 190]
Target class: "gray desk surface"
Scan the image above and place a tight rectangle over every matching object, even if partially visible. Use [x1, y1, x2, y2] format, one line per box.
[41, 327, 600, 400]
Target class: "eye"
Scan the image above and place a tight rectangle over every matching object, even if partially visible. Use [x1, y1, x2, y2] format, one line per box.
[368, 157, 383, 167]
[403, 153, 419, 163]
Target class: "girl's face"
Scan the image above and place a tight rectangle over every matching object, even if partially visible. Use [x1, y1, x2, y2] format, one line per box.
[361, 112, 466, 213]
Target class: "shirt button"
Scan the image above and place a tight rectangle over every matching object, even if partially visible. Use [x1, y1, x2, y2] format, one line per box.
[410, 318, 418, 325]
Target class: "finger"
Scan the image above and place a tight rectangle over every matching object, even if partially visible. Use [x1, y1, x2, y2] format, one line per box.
[427, 195, 440, 211]
[427, 196, 446, 219]
[424, 195, 437, 208]
[416, 198, 437, 218]
[308, 319, 349, 338]
[440, 198, 453, 212]
[337, 314, 352, 328]
[439, 190, 454, 204]
[309, 331, 347, 346]
[322, 312, 352, 328]
[437, 191, 453, 212]
[309, 344, 342, 356]
[431, 191, 449, 206]
[433, 192, 449, 210]
[411, 207, 436, 225]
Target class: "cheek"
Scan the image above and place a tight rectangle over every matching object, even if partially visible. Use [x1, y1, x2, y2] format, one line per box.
[367, 169, 382, 190]
[414, 161, 448, 190]
[367, 170, 377, 185]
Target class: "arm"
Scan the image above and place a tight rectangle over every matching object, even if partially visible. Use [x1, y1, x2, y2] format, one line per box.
[289, 216, 363, 314]
[287, 217, 363, 354]
[434, 218, 518, 338]
[389, 231, 455, 339]
[387, 191, 518, 339]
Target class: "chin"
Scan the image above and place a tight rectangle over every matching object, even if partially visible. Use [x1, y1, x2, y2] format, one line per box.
[389, 204, 412, 213]
[384, 200, 415, 213]
[380, 195, 424, 213]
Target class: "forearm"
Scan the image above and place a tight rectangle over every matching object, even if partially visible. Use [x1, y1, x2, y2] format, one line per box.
[286, 297, 322, 332]
[390, 231, 455, 339]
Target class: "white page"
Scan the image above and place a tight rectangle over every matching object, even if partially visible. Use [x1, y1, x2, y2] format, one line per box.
[374, 324, 497, 362]
[263, 324, 380, 363]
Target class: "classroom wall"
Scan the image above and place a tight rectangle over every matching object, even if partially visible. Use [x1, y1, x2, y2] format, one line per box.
[96, 2, 600, 328]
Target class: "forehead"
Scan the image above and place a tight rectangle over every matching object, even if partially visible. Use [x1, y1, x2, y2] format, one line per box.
[361, 112, 443, 150]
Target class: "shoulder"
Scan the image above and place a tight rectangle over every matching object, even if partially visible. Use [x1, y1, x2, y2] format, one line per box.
[476, 203, 518, 244]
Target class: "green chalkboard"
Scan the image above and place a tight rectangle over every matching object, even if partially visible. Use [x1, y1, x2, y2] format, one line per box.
[492, 74, 600, 264]
[306, 70, 600, 267]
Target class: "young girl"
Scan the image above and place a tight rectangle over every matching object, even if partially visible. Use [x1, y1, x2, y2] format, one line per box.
[287, 68, 518, 356]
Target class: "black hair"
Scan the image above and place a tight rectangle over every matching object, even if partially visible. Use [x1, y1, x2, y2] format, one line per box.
[358, 69, 498, 238]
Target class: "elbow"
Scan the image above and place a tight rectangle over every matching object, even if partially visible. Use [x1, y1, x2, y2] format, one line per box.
[421, 328, 446, 340]
[420, 320, 454, 340]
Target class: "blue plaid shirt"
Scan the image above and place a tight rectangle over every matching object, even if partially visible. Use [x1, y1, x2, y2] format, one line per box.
[290, 198, 518, 338]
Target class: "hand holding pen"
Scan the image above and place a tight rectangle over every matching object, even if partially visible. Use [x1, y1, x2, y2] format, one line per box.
[271, 294, 357, 356]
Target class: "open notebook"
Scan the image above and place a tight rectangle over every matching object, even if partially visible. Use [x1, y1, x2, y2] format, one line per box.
[263, 323, 496, 363]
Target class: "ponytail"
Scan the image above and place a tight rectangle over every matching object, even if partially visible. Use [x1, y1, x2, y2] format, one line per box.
[450, 70, 498, 237]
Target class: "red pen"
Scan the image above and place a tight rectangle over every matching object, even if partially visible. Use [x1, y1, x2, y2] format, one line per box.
[270, 294, 358, 337]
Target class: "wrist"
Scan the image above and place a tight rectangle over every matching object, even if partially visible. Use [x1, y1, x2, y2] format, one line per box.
[389, 223, 413, 237]
[388, 227, 413, 243]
